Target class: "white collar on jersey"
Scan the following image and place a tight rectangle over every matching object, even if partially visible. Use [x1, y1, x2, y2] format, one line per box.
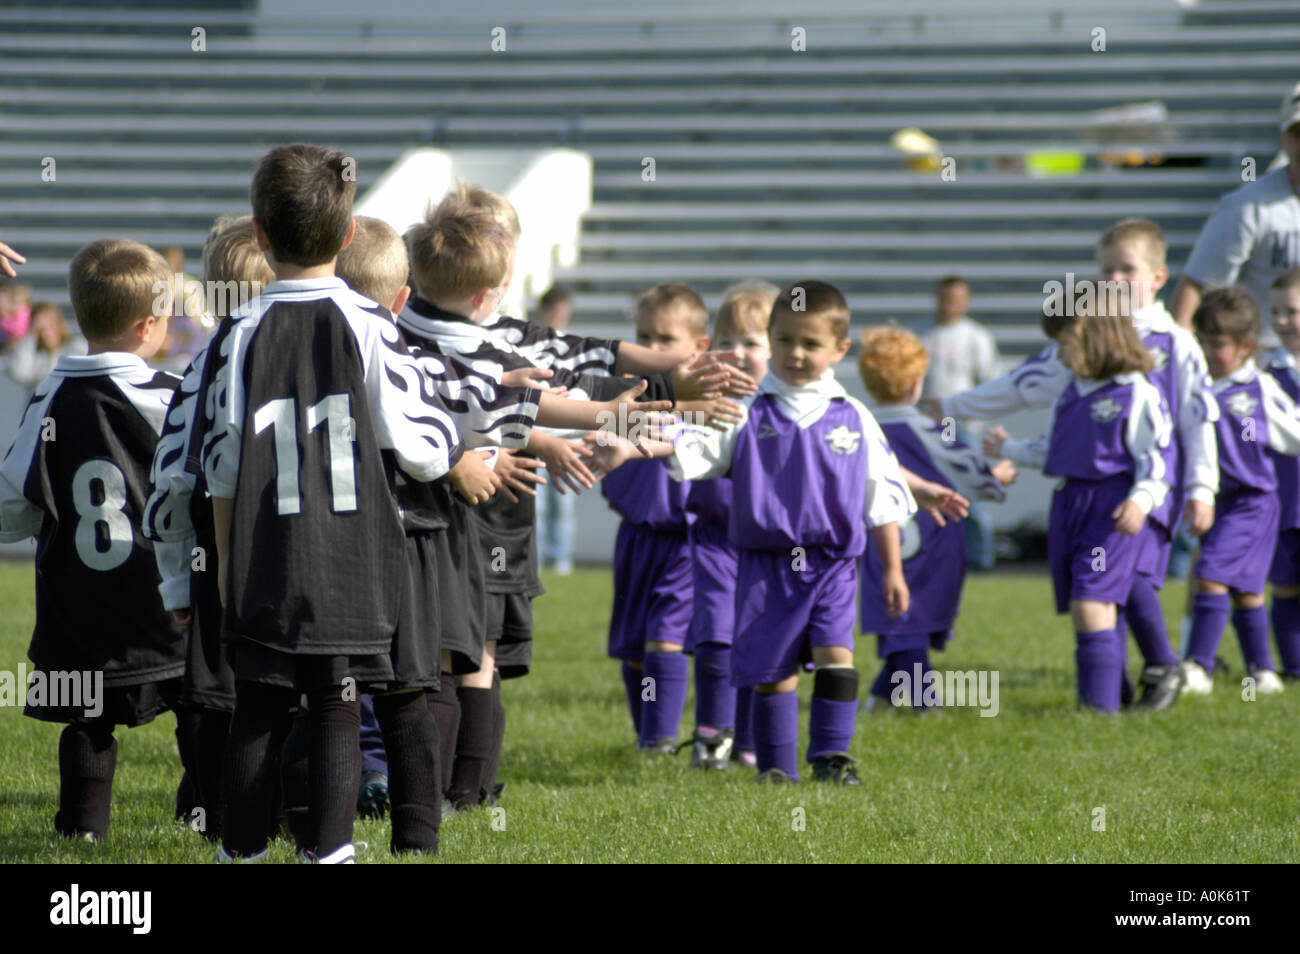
[51, 352, 150, 377]
[871, 403, 925, 423]
[1211, 358, 1260, 393]
[755, 369, 848, 426]
[1131, 301, 1174, 335]
[1074, 371, 1144, 396]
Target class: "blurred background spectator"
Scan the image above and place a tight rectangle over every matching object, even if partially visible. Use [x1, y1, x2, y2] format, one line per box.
[2, 301, 86, 393]
[532, 283, 577, 573]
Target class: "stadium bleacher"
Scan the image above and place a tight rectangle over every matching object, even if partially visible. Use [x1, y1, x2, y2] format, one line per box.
[0, 0, 1294, 354]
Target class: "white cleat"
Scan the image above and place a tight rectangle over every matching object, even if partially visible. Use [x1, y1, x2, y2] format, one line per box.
[1180, 660, 1213, 695]
[214, 844, 268, 864]
[1250, 668, 1285, 695]
[299, 843, 356, 864]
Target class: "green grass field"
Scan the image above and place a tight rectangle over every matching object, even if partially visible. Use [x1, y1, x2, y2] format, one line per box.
[1, 560, 1296, 864]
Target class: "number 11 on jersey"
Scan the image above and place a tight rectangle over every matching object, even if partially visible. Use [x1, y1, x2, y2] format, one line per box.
[253, 393, 358, 515]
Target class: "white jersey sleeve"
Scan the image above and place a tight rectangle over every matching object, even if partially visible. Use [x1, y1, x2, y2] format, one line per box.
[1169, 324, 1220, 505]
[0, 382, 60, 542]
[941, 344, 1071, 420]
[908, 418, 1007, 502]
[851, 399, 917, 528]
[1124, 377, 1174, 515]
[1259, 371, 1300, 456]
[668, 407, 748, 482]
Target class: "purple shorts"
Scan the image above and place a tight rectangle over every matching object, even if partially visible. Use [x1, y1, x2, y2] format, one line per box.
[875, 630, 952, 658]
[1134, 521, 1172, 586]
[685, 519, 738, 652]
[1268, 527, 1300, 587]
[1048, 476, 1144, 614]
[607, 521, 693, 661]
[1196, 490, 1279, 595]
[732, 548, 857, 686]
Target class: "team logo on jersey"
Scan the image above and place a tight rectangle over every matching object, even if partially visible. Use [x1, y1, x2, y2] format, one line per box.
[1090, 398, 1121, 423]
[1146, 345, 1169, 372]
[1225, 391, 1258, 418]
[824, 425, 861, 454]
[757, 424, 779, 439]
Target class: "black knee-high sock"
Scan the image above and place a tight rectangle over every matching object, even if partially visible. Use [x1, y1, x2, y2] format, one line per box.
[173, 706, 203, 822]
[481, 672, 506, 800]
[57, 722, 117, 838]
[448, 685, 494, 808]
[307, 688, 361, 858]
[194, 708, 232, 840]
[373, 690, 440, 853]
[428, 675, 460, 795]
[221, 684, 295, 856]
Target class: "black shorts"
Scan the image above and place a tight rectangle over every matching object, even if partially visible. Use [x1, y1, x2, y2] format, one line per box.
[486, 591, 535, 679]
[25, 674, 184, 728]
[231, 642, 393, 695]
[183, 567, 235, 712]
[441, 512, 486, 675]
[388, 532, 442, 691]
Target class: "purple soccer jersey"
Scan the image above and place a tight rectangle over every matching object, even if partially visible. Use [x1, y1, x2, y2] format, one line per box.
[601, 457, 693, 532]
[1262, 347, 1300, 530]
[860, 407, 1006, 645]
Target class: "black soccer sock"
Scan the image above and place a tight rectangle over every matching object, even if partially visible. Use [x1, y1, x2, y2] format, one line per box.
[266, 702, 296, 840]
[481, 672, 506, 800]
[448, 685, 494, 808]
[428, 674, 460, 795]
[374, 689, 441, 854]
[222, 683, 296, 857]
[56, 722, 117, 839]
[194, 708, 232, 840]
[307, 688, 361, 858]
[173, 706, 203, 823]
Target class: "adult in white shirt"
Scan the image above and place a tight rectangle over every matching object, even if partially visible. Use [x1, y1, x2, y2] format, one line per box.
[1170, 82, 1300, 334]
[915, 276, 1000, 570]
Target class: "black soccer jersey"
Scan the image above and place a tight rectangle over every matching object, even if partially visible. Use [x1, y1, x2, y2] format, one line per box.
[198, 278, 467, 655]
[0, 354, 184, 686]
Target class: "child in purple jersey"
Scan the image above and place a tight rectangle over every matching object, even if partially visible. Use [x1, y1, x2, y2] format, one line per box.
[672, 282, 916, 783]
[1180, 287, 1300, 695]
[1262, 267, 1300, 679]
[857, 327, 1016, 709]
[683, 281, 776, 769]
[1001, 313, 1174, 712]
[928, 220, 1218, 709]
[604, 283, 712, 753]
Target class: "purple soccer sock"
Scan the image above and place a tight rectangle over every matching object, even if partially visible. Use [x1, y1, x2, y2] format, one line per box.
[1270, 596, 1300, 676]
[1075, 628, 1122, 712]
[1125, 577, 1178, 666]
[638, 651, 688, 747]
[807, 667, 859, 761]
[1185, 593, 1231, 673]
[734, 687, 755, 752]
[888, 649, 931, 706]
[693, 643, 736, 730]
[1232, 605, 1275, 672]
[620, 661, 643, 737]
[753, 690, 799, 778]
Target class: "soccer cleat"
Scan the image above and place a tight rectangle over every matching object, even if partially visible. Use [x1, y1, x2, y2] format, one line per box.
[811, 754, 861, 785]
[1180, 660, 1213, 695]
[1134, 664, 1185, 711]
[298, 843, 357, 864]
[214, 844, 268, 864]
[637, 738, 679, 755]
[1250, 667, 1285, 695]
[755, 768, 795, 783]
[732, 748, 757, 769]
[357, 770, 390, 819]
[689, 728, 735, 770]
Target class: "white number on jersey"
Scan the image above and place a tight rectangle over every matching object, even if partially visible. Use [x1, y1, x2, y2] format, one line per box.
[899, 519, 922, 562]
[254, 394, 358, 516]
[71, 459, 133, 571]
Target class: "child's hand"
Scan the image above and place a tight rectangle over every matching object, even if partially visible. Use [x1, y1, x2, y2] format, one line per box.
[501, 366, 554, 390]
[449, 449, 502, 505]
[0, 240, 26, 279]
[671, 354, 728, 402]
[917, 397, 943, 421]
[983, 425, 1010, 459]
[677, 397, 744, 431]
[883, 567, 910, 618]
[493, 448, 546, 503]
[991, 458, 1017, 485]
[606, 379, 674, 437]
[1111, 499, 1145, 535]
[907, 474, 970, 527]
[534, 432, 597, 494]
[1182, 499, 1214, 537]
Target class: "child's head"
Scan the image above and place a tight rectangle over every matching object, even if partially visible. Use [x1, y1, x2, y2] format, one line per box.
[452, 182, 521, 294]
[859, 325, 928, 406]
[1058, 311, 1154, 381]
[768, 281, 851, 387]
[632, 283, 710, 354]
[934, 275, 970, 324]
[405, 196, 513, 322]
[1270, 267, 1300, 355]
[30, 302, 70, 351]
[201, 214, 274, 318]
[68, 238, 172, 357]
[336, 215, 410, 313]
[535, 284, 573, 330]
[1096, 218, 1168, 311]
[250, 143, 356, 268]
[714, 281, 777, 381]
[1193, 286, 1259, 380]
